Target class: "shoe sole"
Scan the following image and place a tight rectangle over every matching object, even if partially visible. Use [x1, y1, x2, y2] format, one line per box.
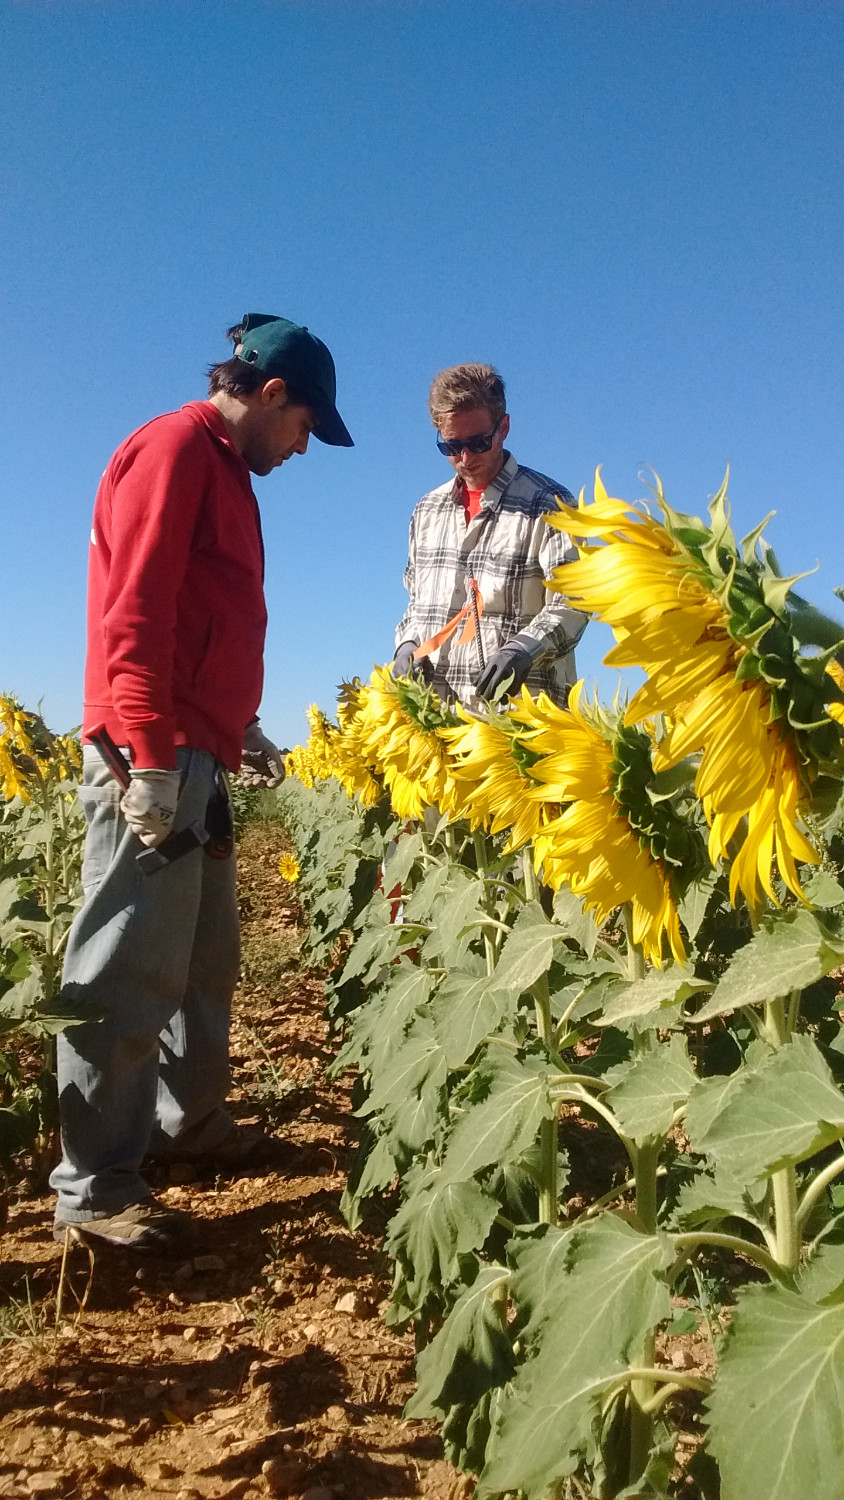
[53, 1221, 188, 1252]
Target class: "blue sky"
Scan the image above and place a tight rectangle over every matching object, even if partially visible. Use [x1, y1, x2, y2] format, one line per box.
[3, 1, 842, 748]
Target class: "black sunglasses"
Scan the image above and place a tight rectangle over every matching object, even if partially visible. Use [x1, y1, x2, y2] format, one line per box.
[436, 417, 502, 457]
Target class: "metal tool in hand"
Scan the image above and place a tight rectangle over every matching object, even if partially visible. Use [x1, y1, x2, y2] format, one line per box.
[88, 727, 209, 875]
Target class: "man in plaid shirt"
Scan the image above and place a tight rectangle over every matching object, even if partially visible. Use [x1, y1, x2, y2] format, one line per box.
[394, 363, 588, 708]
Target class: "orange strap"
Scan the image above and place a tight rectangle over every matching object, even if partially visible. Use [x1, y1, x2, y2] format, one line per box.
[414, 579, 484, 660]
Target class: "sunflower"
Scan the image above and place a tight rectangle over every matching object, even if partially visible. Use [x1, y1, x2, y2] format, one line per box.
[0, 696, 53, 802]
[545, 471, 843, 912]
[517, 683, 696, 965]
[278, 853, 301, 883]
[354, 666, 459, 820]
[440, 699, 549, 852]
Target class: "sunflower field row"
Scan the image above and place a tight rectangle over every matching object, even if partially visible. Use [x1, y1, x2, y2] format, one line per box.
[280, 473, 844, 1500]
[0, 697, 90, 1209]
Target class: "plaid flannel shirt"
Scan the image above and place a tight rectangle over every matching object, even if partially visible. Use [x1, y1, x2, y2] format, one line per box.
[396, 453, 588, 709]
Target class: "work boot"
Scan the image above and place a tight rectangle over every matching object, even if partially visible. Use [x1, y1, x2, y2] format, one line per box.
[53, 1198, 191, 1252]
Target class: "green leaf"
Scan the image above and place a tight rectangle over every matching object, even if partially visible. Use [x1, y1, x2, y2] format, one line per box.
[686, 1033, 844, 1178]
[338, 963, 435, 1074]
[405, 1262, 513, 1418]
[419, 875, 492, 968]
[381, 830, 425, 893]
[479, 1217, 673, 1496]
[387, 1165, 499, 1313]
[798, 1240, 844, 1303]
[670, 1166, 768, 1230]
[802, 867, 844, 909]
[706, 1281, 844, 1500]
[356, 1016, 447, 1127]
[677, 871, 719, 941]
[596, 968, 709, 1030]
[431, 970, 513, 1068]
[552, 885, 601, 958]
[337, 910, 414, 984]
[340, 1130, 398, 1229]
[603, 1035, 698, 1142]
[493, 903, 563, 991]
[440, 1052, 555, 1184]
[694, 908, 844, 1021]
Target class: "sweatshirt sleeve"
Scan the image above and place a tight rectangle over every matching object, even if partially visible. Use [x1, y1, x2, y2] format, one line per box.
[98, 420, 211, 769]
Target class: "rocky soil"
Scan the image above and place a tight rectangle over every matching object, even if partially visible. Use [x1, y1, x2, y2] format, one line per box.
[0, 819, 468, 1500]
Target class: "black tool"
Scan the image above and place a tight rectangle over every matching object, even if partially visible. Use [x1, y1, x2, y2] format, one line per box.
[88, 726, 209, 875]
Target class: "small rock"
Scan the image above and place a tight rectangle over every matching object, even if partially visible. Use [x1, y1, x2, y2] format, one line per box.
[302, 1322, 319, 1341]
[169, 1163, 198, 1185]
[261, 1457, 310, 1497]
[173, 1261, 195, 1285]
[27, 1477, 65, 1496]
[325, 1405, 347, 1426]
[193, 1253, 225, 1272]
[334, 1291, 369, 1318]
[271, 1277, 286, 1294]
[670, 1348, 695, 1371]
[148, 1461, 180, 1481]
[134, 1267, 147, 1282]
[168, 1291, 184, 1307]
[182, 1325, 199, 1343]
[57, 1323, 76, 1340]
[200, 1340, 225, 1361]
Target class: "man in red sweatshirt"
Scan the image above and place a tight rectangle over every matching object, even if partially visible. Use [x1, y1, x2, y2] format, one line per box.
[51, 314, 353, 1251]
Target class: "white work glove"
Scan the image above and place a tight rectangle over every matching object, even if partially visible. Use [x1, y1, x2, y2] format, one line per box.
[240, 719, 285, 789]
[121, 770, 181, 848]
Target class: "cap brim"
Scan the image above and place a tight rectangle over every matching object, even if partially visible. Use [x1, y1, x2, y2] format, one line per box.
[312, 398, 354, 448]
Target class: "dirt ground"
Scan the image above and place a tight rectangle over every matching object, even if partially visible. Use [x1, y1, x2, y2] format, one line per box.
[0, 820, 468, 1500]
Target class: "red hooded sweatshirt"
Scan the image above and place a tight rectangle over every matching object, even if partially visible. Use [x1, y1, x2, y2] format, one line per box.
[82, 401, 267, 772]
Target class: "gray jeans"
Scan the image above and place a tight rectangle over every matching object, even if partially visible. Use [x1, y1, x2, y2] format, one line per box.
[50, 745, 239, 1222]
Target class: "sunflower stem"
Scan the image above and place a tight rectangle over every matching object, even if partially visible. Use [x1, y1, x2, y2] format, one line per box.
[626, 1136, 661, 1482]
[472, 828, 498, 976]
[797, 1145, 844, 1228]
[762, 998, 801, 1269]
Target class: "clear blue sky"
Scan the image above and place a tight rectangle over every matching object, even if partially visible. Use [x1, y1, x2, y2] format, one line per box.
[3, 1, 842, 747]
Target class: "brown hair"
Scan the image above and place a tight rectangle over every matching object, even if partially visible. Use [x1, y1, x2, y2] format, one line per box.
[207, 323, 308, 405]
[428, 363, 507, 427]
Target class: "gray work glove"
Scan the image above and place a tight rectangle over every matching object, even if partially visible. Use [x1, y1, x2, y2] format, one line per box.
[121, 770, 181, 847]
[241, 719, 285, 789]
[476, 642, 534, 702]
[392, 640, 433, 683]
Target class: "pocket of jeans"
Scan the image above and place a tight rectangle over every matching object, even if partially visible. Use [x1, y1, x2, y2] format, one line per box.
[78, 782, 122, 890]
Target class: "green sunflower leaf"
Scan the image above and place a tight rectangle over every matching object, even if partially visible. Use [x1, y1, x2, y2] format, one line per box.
[431, 969, 513, 1067]
[685, 1032, 844, 1178]
[356, 1015, 447, 1124]
[693, 907, 844, 1020]
[595, 967, 708, 1030]
[603, 1034, 698, 1141]
[493, 902, 563, 990]
[706, 1281, 844, 1500]
[405, 1261, 513, 1419]
[478, 1217, 673, 1497]
[386, 1164, 500, 1314]
[439, 1051, 555, 1184]
[552, 884, 601, 957]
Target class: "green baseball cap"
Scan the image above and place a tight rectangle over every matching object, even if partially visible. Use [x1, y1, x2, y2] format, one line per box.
[234, 312, 353, 447]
